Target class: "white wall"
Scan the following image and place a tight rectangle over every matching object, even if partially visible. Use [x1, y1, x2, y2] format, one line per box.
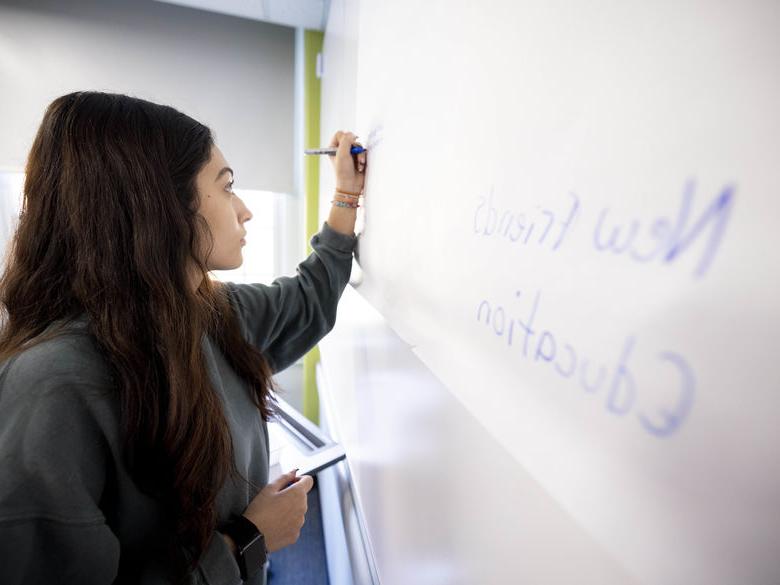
[0, 0, 295, 193]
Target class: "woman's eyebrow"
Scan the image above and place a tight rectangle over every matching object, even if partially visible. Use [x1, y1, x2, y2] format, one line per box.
[214, 166, 233, 182]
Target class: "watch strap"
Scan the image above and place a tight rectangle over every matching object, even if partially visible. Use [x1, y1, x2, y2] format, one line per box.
[220, 515, 267, 580]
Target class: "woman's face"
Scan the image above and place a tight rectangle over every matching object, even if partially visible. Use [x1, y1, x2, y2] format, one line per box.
[194, 144, 252, 272]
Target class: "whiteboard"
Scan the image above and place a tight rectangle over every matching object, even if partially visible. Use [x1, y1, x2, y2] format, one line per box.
[318, 2, 780, 584]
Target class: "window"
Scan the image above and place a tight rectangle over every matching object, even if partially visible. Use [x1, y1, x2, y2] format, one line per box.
[0, 177, 298, 287]
[0, 171, 24, 272]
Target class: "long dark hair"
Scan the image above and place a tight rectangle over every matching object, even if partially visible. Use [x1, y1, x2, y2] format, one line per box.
[0, 91, 276, 577]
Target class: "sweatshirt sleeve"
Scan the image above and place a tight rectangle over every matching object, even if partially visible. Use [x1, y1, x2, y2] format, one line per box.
[0, 363, 242, 585]
[224, 221, 356, 373]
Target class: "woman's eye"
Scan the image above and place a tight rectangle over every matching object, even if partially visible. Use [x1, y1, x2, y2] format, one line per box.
[226, 180, 235, 193]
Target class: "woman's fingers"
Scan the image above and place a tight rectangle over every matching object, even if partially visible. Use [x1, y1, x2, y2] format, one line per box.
[329, 130, 344, 148]
[348, 138, 366, 173]
[330, 130, 356, 150]
[280, 473, 314, 495]
[265, 469, 298, 493]
[356, 143, 367, 173]
[327, 129, 366, 184]
[338, 132, 356, 157]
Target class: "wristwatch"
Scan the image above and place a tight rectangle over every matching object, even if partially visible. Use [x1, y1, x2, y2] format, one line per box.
[220, 515, 267, 580]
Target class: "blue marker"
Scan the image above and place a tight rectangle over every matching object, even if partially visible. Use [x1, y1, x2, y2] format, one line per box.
[304, 146, 366, 155]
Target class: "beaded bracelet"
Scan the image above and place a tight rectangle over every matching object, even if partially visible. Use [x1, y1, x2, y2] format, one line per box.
[332, 200, 360, 209]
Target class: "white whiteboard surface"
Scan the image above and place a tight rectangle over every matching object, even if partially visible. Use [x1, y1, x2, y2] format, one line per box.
[318, 2, 780, 584]
[319, 287, 639, 584]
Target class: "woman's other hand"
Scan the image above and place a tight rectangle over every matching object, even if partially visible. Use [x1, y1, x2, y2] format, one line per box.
[242, 470, 314, 552]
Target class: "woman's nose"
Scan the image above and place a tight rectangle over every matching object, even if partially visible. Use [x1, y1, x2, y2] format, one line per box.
[238, 199, 252, 222]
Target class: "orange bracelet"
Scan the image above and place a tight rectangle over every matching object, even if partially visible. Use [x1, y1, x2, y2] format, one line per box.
[334, 192, 360, 200]
[335, 187, 361, 196]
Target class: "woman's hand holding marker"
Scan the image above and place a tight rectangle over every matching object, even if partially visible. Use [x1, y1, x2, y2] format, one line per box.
[329, 130, 366, 196]
[310, 129, 366, 235]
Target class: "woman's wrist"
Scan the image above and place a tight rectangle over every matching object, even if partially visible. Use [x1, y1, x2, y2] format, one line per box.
[335, 183, 362, 196]
[329, 184, 362, 236]
[327, 203, 357, 236]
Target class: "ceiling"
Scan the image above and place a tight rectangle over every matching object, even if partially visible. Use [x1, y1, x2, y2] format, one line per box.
[154, 0, 329, 30]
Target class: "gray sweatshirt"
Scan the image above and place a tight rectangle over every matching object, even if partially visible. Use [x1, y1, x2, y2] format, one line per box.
[0, 222, 356, 584]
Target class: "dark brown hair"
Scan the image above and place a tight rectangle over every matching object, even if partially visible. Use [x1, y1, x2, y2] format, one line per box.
[0, 91, 276, 578]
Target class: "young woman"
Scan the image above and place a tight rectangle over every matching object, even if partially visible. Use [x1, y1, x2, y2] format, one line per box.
[0, 91, 366, 584]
